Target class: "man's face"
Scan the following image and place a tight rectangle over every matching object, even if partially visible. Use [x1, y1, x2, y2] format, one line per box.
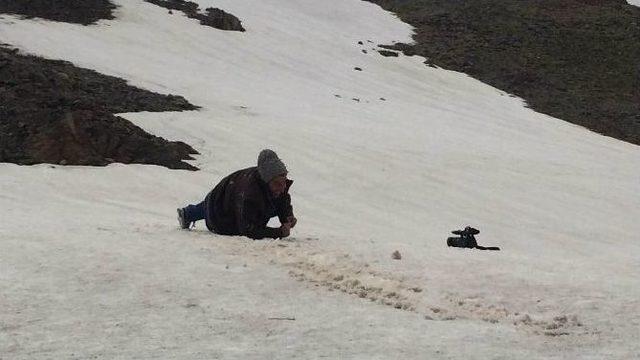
[268, 175, 288, 197]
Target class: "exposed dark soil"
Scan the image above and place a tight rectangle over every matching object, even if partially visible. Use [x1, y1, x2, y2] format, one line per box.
[0, 0, 116, 25]
[364, 0, 640, 146]
[0, 45, 200, 170]
[378, 49, 399, 57]
[145, 0, 245, 31]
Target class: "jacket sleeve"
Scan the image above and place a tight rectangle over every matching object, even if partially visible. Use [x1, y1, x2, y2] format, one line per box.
[276, 193, 294, 224]
[276, 180, 294, 224]
[235, 197, 282, 240]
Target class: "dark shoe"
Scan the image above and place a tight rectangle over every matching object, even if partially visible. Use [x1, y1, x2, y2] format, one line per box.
[177, 208, 189, 229]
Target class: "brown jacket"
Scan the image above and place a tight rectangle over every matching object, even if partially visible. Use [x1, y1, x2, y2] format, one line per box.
[204, 167, 294, 239]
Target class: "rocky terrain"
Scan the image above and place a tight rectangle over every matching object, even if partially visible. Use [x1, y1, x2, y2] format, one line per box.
[365, 0, 640, 145]
[0, 45, 199, 170]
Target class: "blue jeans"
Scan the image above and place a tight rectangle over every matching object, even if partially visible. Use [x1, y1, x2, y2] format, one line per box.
[183, 201, 206, 224]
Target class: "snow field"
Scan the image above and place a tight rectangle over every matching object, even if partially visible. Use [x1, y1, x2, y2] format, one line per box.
[1, 0, 639, 358]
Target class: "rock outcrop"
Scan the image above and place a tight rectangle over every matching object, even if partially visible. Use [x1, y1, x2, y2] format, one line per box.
[145, 0, 246, 31]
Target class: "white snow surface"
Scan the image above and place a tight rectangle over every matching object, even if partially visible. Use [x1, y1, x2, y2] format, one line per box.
[1, 0, 639, 358]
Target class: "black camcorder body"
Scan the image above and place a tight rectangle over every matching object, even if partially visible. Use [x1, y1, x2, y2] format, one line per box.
[447, 226, 500, 251]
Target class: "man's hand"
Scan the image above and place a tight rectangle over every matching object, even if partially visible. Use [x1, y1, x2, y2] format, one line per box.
[286, 216, 297, 229]
[279, 222, 291, 238]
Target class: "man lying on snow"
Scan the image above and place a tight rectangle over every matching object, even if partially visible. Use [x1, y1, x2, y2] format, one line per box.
[177, 149, 297, 239]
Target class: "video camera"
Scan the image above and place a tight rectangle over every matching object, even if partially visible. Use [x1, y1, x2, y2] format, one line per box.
[447, 226, 499, 251]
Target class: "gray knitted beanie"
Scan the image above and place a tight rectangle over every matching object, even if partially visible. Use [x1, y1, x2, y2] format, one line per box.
[257, 149, 288, 183]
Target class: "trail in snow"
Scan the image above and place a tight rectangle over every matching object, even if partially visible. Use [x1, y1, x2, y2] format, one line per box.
[188, 230, 592, 337]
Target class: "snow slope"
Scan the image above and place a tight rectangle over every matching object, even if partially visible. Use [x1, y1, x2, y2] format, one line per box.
[1, 0, 639, 358]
